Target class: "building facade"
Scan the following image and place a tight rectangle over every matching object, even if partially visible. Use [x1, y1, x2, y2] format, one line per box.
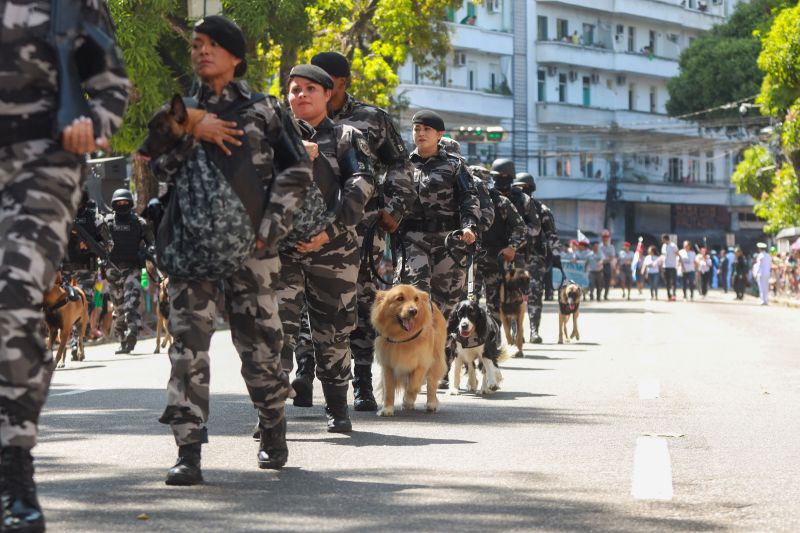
[396, 0, 762, 249]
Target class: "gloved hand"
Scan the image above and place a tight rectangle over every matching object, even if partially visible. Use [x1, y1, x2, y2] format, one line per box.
[377, 209, 399, 233]
[500, 246, 516, 263]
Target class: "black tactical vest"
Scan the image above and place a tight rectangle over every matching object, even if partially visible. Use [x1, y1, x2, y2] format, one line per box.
[482, 189, 510, 250]
[64, 206, 98, 266]
[108, 213, 143, 266]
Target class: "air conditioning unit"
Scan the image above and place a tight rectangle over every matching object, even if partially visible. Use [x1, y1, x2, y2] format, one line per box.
[487, 0, 502, 13]
[590, 73, 600, 84]
[453, 52, 467, 67]
[616, 74, 627, 86]
[568, 71, 578, 82]
[546, 66, 557, 77]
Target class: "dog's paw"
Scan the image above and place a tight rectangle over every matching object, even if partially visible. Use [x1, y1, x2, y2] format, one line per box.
[425, 401, 439, 413]
[378, 406, 394, 417]
[402, 400, 416, 411]
[447, 388, 461, 396]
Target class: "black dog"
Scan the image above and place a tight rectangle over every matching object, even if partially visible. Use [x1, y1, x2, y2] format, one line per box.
[446, 300, 517, 395]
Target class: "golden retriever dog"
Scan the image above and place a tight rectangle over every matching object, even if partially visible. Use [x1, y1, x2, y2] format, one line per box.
[498, 266, 530, 351]
[44, 272, 90, 369]
[558, 282, 582, 344]
[370, 284, 448, 417]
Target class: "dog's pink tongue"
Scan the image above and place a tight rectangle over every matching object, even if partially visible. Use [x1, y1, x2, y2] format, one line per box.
[402, 318, 415, 332]
[460, 330, 471, 338]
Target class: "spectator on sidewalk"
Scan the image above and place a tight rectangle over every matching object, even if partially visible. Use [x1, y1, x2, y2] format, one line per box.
[719, 248, 731, 294]
[617, 241, 634, 300]
[678, 240, 697, 300]
[698, 248, 712, 297]
[585, 241, 604, 301]
[733, 246, 748, 300]
[599, 229, 616, 300]
[661, 234, 679, 301]
[754, 242, 772, 305]
[641, 245, 663, 300]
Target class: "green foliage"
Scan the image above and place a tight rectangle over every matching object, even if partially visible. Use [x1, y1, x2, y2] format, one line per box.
[666, 0, 793, 117]
[752, 163, 800, 234]
[757, 4, 800, 116]
[731, 145, 776, 198]
[108, 1, 461, 152]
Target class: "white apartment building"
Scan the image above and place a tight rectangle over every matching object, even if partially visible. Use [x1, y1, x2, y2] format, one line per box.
[396, 0, 762, 248]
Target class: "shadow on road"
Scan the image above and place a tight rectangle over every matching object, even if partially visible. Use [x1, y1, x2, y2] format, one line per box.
[35, 459, 726, 533]
[290, 431, 476, 447]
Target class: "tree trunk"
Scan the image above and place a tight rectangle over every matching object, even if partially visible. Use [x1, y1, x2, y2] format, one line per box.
[132, 156, 158, 213]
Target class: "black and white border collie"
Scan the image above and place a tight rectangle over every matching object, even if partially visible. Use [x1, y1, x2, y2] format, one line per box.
[446, 300, 518, 395]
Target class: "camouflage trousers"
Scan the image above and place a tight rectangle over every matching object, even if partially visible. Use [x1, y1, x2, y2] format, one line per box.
[106, 266, 142, 344]
[399, 231, 465, 319]
[349, 228, 384, 367]
[527, 257, 546, 333]
[478, 251, 506, 324]
[61, 267, 95, 347]
[158, 252, 289, 446]
[0, 139, 83, 449]
[278, 231, 358, 386]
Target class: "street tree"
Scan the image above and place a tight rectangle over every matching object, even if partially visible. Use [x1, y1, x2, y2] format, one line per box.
[666, 0, 793, 118]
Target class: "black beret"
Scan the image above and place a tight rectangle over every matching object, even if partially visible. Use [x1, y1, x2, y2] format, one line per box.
[288, 64, 334, 90]
[412, 110, 445, 131]
[310, 52, 351, 78]
[194, 16, 247, 77]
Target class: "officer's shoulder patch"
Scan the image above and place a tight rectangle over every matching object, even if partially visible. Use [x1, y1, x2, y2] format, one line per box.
[356, 135, 370, 156]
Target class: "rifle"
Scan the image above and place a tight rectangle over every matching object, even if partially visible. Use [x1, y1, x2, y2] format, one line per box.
[49, 0, 120, 137]
[73, 223, 119, 273]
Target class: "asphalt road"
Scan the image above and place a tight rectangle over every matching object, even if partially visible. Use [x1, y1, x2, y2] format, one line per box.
[37, 290, 800, 532]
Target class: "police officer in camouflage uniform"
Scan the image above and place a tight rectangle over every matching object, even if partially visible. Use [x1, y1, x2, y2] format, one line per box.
[311, 52, 415, 412]
[400, 110, 480, 317]
[61, 191, 113, 357]
[479, 172, 527, 324]
[514, 172, 559, 344]
[0, 1, 129, 529]
[104, 188, 153, 355]
[490, 160, 543, 342]
[151, 16, 312, 485]
[279, 65, 375, 433]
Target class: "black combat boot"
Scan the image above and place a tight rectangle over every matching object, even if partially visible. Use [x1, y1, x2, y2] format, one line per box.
[258, 418, 288, 469]
[530, 309, 543, 344]
[352, 365, 377, 412]
[291, 352, 315, 408]
[1, 447, 45, 533]
[322, 383, 352, 433]
[165, 443, 203, 486]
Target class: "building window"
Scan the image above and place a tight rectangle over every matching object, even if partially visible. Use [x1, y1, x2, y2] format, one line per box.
[537, 69, 546, 102]
[538, 16, 548, 41]
[628, 84, 635, 111]
[440, 68, 447, 88]
[649, 30, 656, 55]
[490, 72, 496, 92]
[649, 86, 657, 113]
[558, 73, 567, 102]
[556, 157, 572, 177]
[582, 76, 590, 106]
[413, 64, 420, 85]
[705, 160, 715, 183]
[557, 19, 568, 41]
[668, 157, 682, 182]
[469, 70, 475, 91]
[690, 159, 699, 183]
[580, 153, 594, 178]
[583, 23, 595, 46]
[628, 26, 635, 52]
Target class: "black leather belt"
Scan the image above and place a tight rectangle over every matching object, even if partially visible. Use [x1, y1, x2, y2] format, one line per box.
[0, 112, 55, 147]
[402, 218, 459, 233]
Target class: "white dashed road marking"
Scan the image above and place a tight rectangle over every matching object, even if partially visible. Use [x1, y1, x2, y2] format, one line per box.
[632, 436, 674, 500]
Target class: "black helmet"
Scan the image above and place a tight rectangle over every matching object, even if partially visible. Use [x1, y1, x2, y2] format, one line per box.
[111, 188, 133, 214]
[513, 172, 536, 193]
[490, 158, 515, 179]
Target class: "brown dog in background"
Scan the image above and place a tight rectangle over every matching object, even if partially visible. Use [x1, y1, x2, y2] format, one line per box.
[44, 272, 89, 369]
[557, 282, 582, 344]
[371, 284, 447, 417]
[499, 265, 530, 351]
[138, 94, 209, 161]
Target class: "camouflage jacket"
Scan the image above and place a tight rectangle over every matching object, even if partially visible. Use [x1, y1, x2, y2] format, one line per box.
[0, 0, 129, 139]
[330, 94, 415, 225]
[310, 117, 376, 240]
[407, 147, 480, 232]
[505, 188, 542, 259]
[150, 80, 313, 253]
[533, 198, 560, 258]
[438, 139, 495, 233]
[64, 203, 113, 267]
[484, 188, 526, 252]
